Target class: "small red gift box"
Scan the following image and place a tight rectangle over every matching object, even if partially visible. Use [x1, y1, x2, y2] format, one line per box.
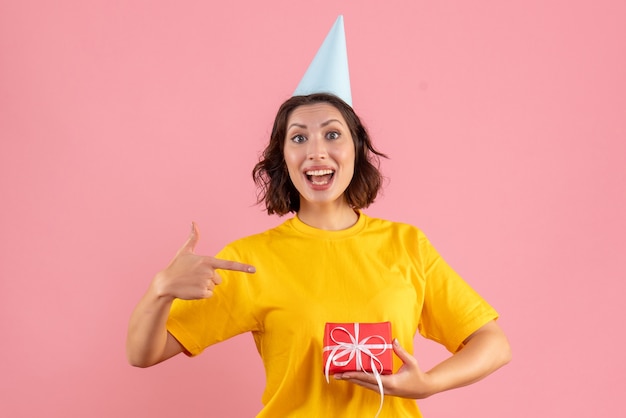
[323, 322, 393, 377]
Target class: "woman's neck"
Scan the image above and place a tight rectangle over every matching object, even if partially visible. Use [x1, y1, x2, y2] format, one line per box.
[296, 201, 359, 231]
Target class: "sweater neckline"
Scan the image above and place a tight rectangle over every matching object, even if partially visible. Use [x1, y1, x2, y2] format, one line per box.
[287, 210, 368, 239]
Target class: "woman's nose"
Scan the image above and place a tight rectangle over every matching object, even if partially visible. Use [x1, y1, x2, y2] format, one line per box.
[307, 136, 327, 160]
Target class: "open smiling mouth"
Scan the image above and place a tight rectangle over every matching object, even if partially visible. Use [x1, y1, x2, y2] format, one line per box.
[305, 169, 335, 185]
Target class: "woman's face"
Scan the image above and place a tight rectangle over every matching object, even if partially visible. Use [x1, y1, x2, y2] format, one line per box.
[283, 102, 355, 209]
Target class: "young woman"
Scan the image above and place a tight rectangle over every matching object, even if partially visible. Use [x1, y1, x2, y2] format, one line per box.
[126, 93, 511, 417]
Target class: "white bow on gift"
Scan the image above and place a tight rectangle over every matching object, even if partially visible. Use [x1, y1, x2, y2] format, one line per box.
[323, 323, 393, 418]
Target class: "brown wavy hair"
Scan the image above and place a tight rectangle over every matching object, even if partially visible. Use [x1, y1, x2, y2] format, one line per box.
[252, 93, 387, 216]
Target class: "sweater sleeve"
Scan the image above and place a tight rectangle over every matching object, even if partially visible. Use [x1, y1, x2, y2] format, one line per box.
[416, 232, 499, 353]
[166, 244, 258, 356]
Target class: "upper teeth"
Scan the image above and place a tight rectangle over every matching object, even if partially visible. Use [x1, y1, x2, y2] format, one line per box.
[306, 169, 334, 176]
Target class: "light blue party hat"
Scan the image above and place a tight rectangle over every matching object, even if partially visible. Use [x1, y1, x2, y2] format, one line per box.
[293, 15, 352, 106]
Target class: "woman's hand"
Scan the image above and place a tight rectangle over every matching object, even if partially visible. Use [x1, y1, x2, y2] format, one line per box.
[334, 339, 436, 399]
[126, 222, 256, 367]
[334, 321, 511, 399]
[151, 222, 256, 301]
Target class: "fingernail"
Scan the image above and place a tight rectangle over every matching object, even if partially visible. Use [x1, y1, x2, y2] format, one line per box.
[248, 266, 256, 273]
[393, 338, 399, 346]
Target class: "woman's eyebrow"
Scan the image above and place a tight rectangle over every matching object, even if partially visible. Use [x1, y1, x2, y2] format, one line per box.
[288, 119, 343, 131]
[321, 119, 343, 127]
[287, 122, 307, 130]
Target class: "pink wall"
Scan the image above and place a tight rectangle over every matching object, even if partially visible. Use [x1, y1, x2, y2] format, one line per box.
[1, 1, 624, 416]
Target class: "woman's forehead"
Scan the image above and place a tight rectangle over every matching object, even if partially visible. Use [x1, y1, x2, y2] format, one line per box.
[287, 103, 346, 126]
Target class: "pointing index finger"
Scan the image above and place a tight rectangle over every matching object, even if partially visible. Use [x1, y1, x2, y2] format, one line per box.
[211, 257, 256, 274]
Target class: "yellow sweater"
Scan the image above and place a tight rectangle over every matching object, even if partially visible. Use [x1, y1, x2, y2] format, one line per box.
[167, 212, 498, 417]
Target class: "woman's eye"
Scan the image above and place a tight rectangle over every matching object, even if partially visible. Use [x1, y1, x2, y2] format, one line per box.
[291, 134, 306, 143]
[326, 131, 340, 140]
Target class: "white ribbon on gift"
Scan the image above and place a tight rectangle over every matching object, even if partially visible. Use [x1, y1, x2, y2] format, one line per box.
[323, 323, 393, 418]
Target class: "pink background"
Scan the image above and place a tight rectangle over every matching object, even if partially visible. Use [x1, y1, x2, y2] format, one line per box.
[1, 1, 624, 416]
